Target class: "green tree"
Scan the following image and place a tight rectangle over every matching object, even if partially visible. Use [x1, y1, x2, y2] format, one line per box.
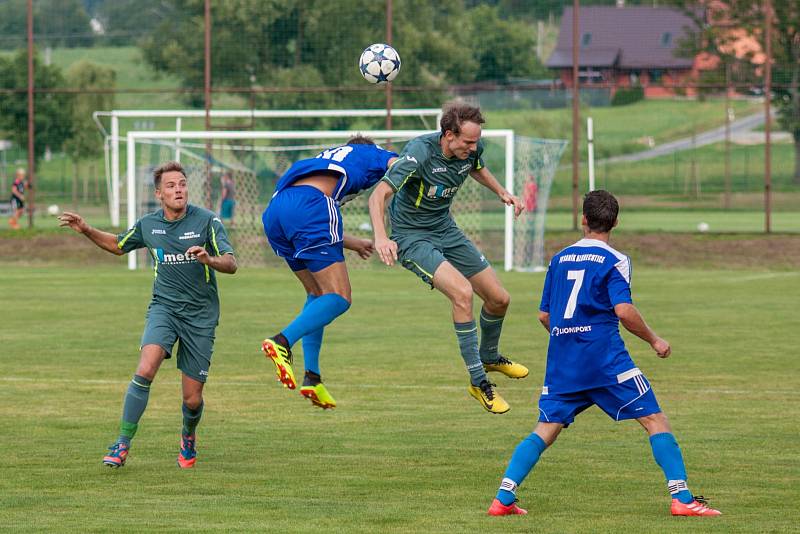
[64, 60, 115, 204]
[0, 0, 93, 49]
[89, 0, 165, 45]
[468, 4, 548, 82]
[0, 49, 73, 162]
[136, 0, 548, 109]
[670, 1, 800, 183]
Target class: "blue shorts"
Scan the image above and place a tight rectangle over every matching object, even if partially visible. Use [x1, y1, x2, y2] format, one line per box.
[262, 185, 344, 272]
[538, 368, 661, 426]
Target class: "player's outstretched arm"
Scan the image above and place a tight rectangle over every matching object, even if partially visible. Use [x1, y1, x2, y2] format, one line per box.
[368, 181, 398, 266]
[342, 234, 374, 260]
[614, 303, 671, 358]
[58, 211, 124, 256]
[186, 246, 237, 274]
[470, 167, 523, 217]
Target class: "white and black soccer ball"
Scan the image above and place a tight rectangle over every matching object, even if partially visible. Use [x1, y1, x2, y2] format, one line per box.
[359, 43, 401, 85]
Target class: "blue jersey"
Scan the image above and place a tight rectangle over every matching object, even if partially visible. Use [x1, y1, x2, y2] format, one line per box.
[273, 143, 397, 202]
[539, 238, 636, 393]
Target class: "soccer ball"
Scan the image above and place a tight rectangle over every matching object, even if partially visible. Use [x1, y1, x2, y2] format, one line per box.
[47, 204, 60, 216]
[359, 43, 401, 85]
[697, 222, 710, 233]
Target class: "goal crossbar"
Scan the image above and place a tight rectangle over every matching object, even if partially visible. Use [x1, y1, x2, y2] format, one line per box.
[126, 129, 515, 271]
[100, 108, 443, 228]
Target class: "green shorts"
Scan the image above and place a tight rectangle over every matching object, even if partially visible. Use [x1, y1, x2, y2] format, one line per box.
[141, 303, 216, 383]
[393, 224, 490, 288]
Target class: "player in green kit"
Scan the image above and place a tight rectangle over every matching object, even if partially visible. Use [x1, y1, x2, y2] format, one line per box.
[369, 102, 527, 414]
[58, 161, 237, 469]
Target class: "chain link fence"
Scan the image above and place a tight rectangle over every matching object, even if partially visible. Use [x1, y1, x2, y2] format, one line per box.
[0, 1, 797, 234]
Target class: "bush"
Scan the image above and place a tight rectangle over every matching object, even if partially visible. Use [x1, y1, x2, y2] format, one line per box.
[611, 86, 644, 106]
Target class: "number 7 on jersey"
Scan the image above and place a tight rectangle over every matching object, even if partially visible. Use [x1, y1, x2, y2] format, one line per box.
[564, 269, 585, 319]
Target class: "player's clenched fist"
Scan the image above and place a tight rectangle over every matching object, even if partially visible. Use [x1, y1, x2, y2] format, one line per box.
[186, 245, 210, 264]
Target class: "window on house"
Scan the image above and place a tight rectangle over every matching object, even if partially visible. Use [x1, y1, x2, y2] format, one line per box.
[661, 32, 672, 47]
[650, 69, 663, 83]
[581, 33, 592, 47]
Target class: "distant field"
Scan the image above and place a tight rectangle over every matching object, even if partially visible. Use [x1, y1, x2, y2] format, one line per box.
[10, 203, 798, 236]
[486, 99, 762, 160]
[0, 266, 798, 532]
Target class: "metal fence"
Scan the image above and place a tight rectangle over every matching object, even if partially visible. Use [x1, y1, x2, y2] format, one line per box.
[0, 0, 797, 233]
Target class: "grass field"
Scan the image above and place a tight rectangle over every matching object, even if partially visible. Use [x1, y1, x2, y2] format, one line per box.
[1, 265, 798, 532]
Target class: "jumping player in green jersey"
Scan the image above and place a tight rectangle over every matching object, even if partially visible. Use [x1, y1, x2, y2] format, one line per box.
[58, 161, 237, 469]
[369, 102, 527, 414]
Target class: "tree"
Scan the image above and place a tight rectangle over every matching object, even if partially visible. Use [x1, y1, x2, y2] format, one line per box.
[672, 1, 800, 183]
[468, 4, 549, 82]
[0, 0, 93, 49]
[136, 0, 547, 108]
[89, 0, 166, 46]
[0, 49, 73, 163]
[64, 60, 116, 204]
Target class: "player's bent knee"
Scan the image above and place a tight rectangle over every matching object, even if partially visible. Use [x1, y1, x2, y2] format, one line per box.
[638, 411, 671, 434]
[490, 288, 510, 312]
[452, 286, 474, 311]
[183, 394, 203, 410]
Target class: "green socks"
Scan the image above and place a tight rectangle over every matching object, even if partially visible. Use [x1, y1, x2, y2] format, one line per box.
[182, 402, 204, 437]
[479, 308, 505, 364]
[118, 374, 152, 446]
[454, 321, 487, 386]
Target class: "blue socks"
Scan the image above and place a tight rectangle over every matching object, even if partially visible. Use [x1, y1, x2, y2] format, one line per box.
[118, 374, 152, 446]
[495, 431, 694, 506]
[650, 432, 694, 504]
[454, 321, 487, 386]
[282, 293, 350, 347]
[496, 432, 547, 505]
[300, 294, 324, 375]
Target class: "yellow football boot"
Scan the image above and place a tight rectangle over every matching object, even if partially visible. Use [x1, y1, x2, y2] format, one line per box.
[468, 381, 510, 414]
[300, 382, 337, 410]
[484, 355, 529, 379]
[261, 338, 296, 389]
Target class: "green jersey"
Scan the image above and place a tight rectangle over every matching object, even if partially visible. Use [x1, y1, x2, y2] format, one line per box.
[381, 132, 485, 231]
[116, 204, 234, 328]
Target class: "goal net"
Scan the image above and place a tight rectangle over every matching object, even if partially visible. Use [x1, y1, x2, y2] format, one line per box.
[125, 130, 566, 271]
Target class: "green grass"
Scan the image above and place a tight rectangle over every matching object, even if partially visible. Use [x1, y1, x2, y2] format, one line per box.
[486, 99, 762, 160]
[550, 142, 800, 197]
[544, 209, 800, 233]
[0, 266, 798, 532]
[8, 203, 800, 235]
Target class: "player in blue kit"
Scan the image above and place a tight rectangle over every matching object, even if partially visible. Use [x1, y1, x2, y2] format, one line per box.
[488, 190, 721, 517]
[261, 136, 398, 409]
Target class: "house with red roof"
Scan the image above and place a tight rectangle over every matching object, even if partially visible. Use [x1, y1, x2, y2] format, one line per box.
[546, 5, 709, 98]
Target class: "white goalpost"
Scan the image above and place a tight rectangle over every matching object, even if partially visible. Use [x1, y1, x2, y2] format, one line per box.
[124, 128, 566, 273]
[94, 108, 443, 227]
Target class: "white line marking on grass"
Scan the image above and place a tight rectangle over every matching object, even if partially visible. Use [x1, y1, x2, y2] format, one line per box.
[725, 272, 800, 283]
[1, 377, 797, 396]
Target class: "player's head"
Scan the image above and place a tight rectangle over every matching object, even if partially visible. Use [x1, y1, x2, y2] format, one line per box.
[582, 190, 619, 234]
[346, 135, 375, 145]
[153, 161, 188, 211]
[14, 168, 26, 180]
[440, 101, 484, 160]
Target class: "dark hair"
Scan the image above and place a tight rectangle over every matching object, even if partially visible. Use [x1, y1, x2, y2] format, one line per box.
[346, 134, 375, 145]
[440, 101, 485, 135]
[583, 190, 619, 233]
[153, 161, 186, 189]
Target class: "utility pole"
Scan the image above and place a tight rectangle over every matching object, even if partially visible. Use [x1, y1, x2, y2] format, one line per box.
[27, 0, 35, 228]
[571, 0, 580, 230]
